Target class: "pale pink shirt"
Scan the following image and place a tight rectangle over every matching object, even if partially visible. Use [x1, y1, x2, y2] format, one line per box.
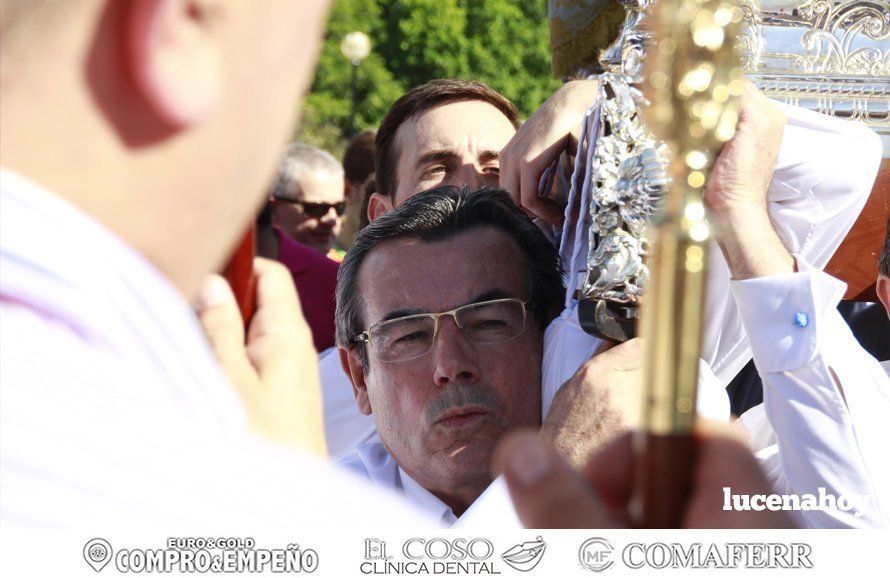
[0, 168, 435, 528]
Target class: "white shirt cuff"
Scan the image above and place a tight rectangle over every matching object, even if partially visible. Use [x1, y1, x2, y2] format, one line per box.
[729, 257, 847, 373]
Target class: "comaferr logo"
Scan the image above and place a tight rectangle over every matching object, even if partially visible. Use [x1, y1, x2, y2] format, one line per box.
[579, 539, 814, 571]
[621, 542, 813, 569]
[501, 536, 546, 572]
[579, 538, 615, 572]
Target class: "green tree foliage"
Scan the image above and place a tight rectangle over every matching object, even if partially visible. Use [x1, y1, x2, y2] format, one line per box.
[297, 0, 560, 154]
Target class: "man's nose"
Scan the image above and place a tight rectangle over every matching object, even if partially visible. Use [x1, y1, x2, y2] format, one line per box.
[452, 165, 491, 191]
[318, 206, 339, 225]
[431, 317, 480, 387]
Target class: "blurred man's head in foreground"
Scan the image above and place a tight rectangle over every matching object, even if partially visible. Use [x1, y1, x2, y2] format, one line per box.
[0, 0, 331, 298]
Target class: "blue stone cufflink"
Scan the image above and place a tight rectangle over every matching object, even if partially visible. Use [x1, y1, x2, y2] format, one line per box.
[793, 312, 809, 328]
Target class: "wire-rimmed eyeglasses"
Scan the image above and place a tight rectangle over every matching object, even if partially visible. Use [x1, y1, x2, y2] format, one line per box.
[355, 298, 528, 363]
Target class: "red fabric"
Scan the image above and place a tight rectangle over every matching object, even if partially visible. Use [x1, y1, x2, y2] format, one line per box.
[274, 228, 339, 352]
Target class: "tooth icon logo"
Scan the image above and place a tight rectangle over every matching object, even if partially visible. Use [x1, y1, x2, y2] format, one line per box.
[501, 536, 546, 572]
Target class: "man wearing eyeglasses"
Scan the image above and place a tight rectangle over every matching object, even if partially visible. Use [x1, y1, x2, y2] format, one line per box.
[335, 186, 565, 524]
[268, 143, 347, 260]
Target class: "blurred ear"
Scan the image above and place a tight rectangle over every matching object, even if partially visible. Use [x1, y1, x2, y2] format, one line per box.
[268, 198, 285, 226]
[340, 347, 372, 415]
[127, 0, 223, 127]
[877, 275, 890, 319]
[367, 192, 393, 222]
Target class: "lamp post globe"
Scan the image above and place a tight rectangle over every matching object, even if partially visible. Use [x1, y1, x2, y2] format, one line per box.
[341, 31, 371, 65]
[341, 31, 371, 137]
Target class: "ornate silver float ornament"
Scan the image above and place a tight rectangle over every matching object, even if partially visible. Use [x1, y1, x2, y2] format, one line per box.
[741, 0, 889, 152]
[577, 72, 670, 341]
[551, 0, 889, 341]
[553, 0, 673, 342]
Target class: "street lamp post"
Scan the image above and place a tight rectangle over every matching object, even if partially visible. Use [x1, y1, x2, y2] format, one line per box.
[341, 31, 372, 137]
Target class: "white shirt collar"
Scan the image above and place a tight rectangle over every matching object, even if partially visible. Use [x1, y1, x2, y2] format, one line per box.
[397, 467, 459, 526]
[339, 441, 459, 526]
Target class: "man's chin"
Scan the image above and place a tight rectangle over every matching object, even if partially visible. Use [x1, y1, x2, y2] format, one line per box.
[438, 439, 497, 477]
[293, 231, 332, 253]
[309, 232, 335, 250]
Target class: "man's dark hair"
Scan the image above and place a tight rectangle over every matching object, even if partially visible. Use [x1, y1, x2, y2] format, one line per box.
[336, 186, 563, 361]
[880, 224, 890, 278]
[374, 80, 520, 200]
[343, 129, 377, 186]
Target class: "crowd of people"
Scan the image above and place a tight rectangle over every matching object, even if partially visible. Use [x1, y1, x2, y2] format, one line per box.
[1, 0, 888, 530]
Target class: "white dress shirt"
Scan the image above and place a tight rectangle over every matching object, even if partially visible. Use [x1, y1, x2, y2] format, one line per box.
[340, 443, 458, 526]
[0, 168, 435, 528]
[733, 261, 890, 528]
[545, 101, 882, 405]
[535, 105, 886, 529]
[318, 348, 379, 459]
[458, 259, 890, 529]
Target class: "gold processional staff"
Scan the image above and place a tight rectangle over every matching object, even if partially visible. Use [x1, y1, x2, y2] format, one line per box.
[633, 0, 744, 527]
[549, 0, 746, 527]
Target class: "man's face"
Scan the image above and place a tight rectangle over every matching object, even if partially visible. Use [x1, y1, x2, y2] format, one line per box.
[272, 169, 345, 254]
[350, 227, 543, 507]
[391, 100, 517, 205]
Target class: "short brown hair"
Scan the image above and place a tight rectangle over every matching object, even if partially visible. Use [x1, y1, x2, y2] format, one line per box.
[343, 129, 377, 186]
[374, 79, 520, 199]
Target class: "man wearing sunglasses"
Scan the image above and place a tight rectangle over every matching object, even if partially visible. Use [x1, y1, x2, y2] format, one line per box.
[268, 143, 347, 259]
[258, 143, 350, 351]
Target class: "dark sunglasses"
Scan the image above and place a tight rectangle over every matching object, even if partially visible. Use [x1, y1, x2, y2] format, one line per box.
[273, 197, 346, 218]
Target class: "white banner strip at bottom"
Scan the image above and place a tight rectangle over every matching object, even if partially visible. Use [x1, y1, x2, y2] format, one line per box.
[2, 529, 888, 577]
